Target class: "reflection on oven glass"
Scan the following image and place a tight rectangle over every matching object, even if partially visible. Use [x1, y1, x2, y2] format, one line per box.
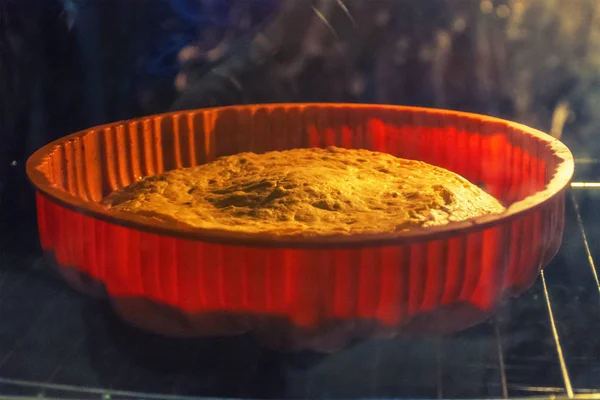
[1, 0, 600, 399]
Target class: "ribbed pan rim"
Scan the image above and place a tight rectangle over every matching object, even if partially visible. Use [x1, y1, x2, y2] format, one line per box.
[26, 104, 574, 249]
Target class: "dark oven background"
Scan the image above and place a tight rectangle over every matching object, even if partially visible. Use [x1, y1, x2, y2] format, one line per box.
[0, 0, 596, 261]
[3, 1, 600, 398]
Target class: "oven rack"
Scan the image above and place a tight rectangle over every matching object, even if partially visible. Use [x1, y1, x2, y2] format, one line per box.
[0, 182, 599, 400]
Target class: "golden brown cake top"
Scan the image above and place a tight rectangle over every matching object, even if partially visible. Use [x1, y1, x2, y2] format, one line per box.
[103, 147, 505, 236]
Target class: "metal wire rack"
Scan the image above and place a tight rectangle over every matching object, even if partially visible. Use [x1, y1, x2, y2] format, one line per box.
[0, 179, 599, 400]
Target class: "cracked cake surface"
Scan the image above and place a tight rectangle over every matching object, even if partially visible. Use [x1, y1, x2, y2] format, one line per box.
[103, 146, 505, 235]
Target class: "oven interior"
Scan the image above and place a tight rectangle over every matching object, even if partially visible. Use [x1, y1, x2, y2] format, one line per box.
[2, 1, 600, 399]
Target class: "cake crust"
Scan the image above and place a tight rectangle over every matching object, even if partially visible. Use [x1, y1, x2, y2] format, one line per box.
[103, 147, 505, 235]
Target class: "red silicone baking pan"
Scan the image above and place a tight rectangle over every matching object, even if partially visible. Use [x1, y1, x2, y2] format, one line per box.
[26, 104, 573, 351]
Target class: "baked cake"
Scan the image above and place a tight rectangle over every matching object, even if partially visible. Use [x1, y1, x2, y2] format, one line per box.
[103, 146, 505, 235]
